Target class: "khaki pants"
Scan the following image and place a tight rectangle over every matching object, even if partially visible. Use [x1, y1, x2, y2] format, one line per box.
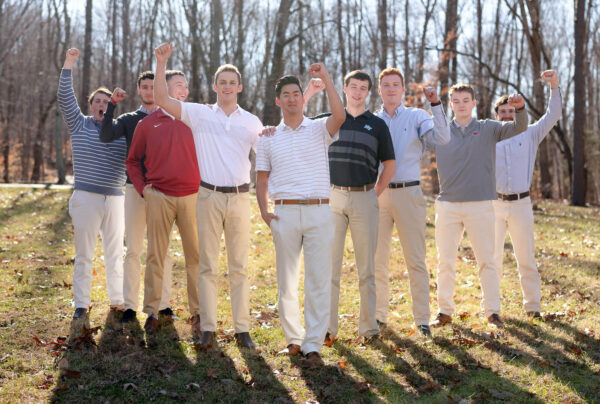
[196, 187, 251, 333]
[435, 200, 500, 317]
[68, 190, 124, 308]
[271, 204, 333, 354]
[142, 187, 199, 316]
[493, 197, 541, 312]
[374, 186, 431, 325]
[329, 188, 379, 337]
[123, 184, 172, 312]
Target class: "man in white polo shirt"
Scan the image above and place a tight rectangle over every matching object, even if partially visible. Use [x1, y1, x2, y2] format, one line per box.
[153, 42, 263, 349]
[256, 65, 345, 367]
[494, 70, 562, 318]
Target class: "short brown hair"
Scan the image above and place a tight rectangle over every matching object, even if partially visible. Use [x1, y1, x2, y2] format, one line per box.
[344, 70, 372, 90]
[449, 83, 476, 100]
[494, 95, 510, 112]
[378, 68, 404, 87]
[213, 64, 242, 84]
[165, 70, 185, 82]
[88, 87, 112, 104]
[137, 71, 154, 87]
[275, 75, 303, 98]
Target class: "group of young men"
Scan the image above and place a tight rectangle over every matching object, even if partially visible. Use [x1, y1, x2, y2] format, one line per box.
[58, 40, 561, 366]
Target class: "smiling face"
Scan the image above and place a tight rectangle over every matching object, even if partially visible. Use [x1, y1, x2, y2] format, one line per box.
[137, 78, 154, 106]
[166, 75, 189, 102]
[450, 91, 477, 121]
[495, 104, 515, 122]
[276, 83, 304, 115]
[213, 71, 242, 104]
[344, 78, 370, 109]
[378, 74, 405, 106]
[90, 93, 110, 121]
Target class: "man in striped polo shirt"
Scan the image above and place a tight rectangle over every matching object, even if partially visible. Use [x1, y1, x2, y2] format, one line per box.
[58, 48, 127, 319]
[303, 71, 396, 343]
[256, 65, 345, 367]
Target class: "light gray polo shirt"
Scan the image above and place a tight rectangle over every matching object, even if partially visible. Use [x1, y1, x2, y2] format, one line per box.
[429, 108, 528, 202]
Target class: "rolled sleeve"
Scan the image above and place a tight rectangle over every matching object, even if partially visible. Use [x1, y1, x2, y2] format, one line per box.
[314, 117, 339, 146]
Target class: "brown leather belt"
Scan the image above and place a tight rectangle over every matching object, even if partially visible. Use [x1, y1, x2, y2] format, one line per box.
[274, 199, 329, 205]
[331, 183, 375, 192]
[388, 181, 420, 189]
[497, 191, 530, 201]
[201, 181, 249, 193]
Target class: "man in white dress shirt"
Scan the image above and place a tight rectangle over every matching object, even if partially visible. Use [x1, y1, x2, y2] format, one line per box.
[256, 65, 345, 367]
[493, 70, 562, 318]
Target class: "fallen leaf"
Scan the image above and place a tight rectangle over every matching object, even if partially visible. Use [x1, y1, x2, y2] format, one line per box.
[207, 368, 219, 379]
[36, 374, 54, 389]
[458, 311, 470, 320]
[406, 329, 415, 337]
[337, 359, 348, 370]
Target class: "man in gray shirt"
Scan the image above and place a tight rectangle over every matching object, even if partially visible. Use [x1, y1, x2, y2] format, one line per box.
[429, 83, 527, 328]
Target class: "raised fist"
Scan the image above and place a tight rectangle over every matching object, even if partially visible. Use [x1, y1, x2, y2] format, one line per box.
[66, 48, 80, 62]
[423, 86, 440, 104]
[507, 93, 525, 110]
[541, 70, 559, 88]
[111, 87, 127, 104]
[307, 78, 326, 93]
[154, 43, 173, 63]
[308, 63, 329, 81]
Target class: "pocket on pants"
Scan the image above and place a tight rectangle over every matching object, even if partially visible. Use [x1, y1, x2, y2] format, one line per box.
[68, 191, 81, 214]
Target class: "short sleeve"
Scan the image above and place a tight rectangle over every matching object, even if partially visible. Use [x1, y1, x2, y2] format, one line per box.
[416, 109, 434, 138]
[255, 136, 271, 172]
[313, 117, 339, 146]
[250, 116, 263, 152]
[179, 101, 212, 130]
[377, 122, 396, 162]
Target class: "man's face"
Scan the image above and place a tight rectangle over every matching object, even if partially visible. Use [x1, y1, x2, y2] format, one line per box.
[138, 78, 154, 106]
[344, 78, 370, 109]
[276, 83, 304, 115]
[213, 71, 242, 104]
[495, 103, 515, 122]
[90, 93, 110, 121]
[449, 91, 477, 120]
[166, 75, 189, 102]
[378, 74, 405, 106]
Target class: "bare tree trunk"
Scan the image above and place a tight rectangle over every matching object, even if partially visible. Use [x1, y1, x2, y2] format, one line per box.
[81, 0, 92, 114]
[110, 0, 118, 87]
[120, 0, 130, 93]
[209, 0, 223, 104]
[439, 0, 458, 109]
[572, 0, 587, 205]
[234, 0, 246, 106]
[377, 0, 388, 72]
[403, 0, 410, 82]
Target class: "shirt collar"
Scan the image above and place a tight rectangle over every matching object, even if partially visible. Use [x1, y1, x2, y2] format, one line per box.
[380, 103, 405, 119]
[160, 108, 175, 120]
[278, 116, 311, 131]
[213, 103, 242, 116]
[139, 105, 158, 114]
[453, 117, 475, 130]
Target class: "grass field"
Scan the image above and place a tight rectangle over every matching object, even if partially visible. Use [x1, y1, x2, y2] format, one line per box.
[0, 187, 599, 403]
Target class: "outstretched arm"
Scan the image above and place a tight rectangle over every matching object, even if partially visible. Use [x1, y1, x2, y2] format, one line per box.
[308, 63, 345, 136]
[529, 70, 563, 144]
[422, 86, 451, 146]
[57, 48, 85, 135]
[303, 78, 326, 107]
[495, 94, 527, 141]
[99, 88, 128, 143]
[153, 43, 182, 119]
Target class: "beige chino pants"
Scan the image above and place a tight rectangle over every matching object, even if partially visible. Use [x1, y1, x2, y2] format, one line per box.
[142, 187, 199, 316]
[196, 187, 251, 333]
[493, 197, 541, 313]
[271, 204, 334, 354]
[374, 186, 431, 326]
[435, 200, 500, 317]
[329, 188, 379, 337]
[123, 184, 172, 312]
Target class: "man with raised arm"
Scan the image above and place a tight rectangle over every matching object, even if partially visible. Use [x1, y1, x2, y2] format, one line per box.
[99, 71, 175, 324]
[126, 68, 201, 337]
[57, 48, 127, 319]
[153, 43, 263, 349]
[369, 68, 450, 338]
[493, 70, 562, 318]
[429, 83, 527, 329]
[255, 65, 345, 367]
[303, 70, 396, 344]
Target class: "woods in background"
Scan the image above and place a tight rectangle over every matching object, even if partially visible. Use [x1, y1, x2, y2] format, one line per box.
[0, 0, 597, 206]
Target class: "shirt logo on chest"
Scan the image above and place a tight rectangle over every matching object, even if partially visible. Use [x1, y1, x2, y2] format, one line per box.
[472, 131, 478, 136]
[363, 124, 372, 131]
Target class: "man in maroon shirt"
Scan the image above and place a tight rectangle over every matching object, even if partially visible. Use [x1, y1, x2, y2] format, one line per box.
[126, 70, 201, 337]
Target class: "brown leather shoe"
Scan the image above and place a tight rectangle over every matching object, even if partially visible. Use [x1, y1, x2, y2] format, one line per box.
[279, 343, 301, 356]
[158, 307, 175, 324]
[304, 351, 324, 368]
[526, 311, 541, 318]
[324, 332, 336, 347]
[430, 313, 452, 328]
[234, 332, 255, 348]
[196, 331, 216, 350]
[190, 315, 201, 338]
[144, 316, 161, 334]
[488, 313, 505, 328]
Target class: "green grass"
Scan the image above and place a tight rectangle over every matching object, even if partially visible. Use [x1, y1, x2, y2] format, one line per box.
[0, 187, 599, 403]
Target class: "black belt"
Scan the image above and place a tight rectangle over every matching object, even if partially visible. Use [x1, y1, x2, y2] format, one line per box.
[497, 191, 530, 201]
[200, 181, 249, 193]
[388, 181, 420, 189]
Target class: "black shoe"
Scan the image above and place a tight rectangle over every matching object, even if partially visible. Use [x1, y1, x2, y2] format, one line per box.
[196, 331, 216, 350]
[120, 309, 136, 323]
[73, 308, 87, 319]
[234, 332, 255, 348]
[158, 307, 175, 323]
[418, 324, 432, 338]
[158, 307, 174, 316]
[376, 319, 387, 328]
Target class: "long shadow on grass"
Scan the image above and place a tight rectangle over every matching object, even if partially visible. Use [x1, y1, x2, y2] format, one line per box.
[238, 346, 294, 402]
[0, 189, 58, 225]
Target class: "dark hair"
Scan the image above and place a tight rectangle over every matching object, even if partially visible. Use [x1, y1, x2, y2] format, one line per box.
[344, 70, 372, 90]
[165, 70, 186, 82]
[449, 83, 476, 100]
[137, 71, 154, 87]
[378, 68, 404, 87]
[275, 75, 303, 98]
[494, 95, 511, 113]
[88, 87, 112, 104]
[214, 64, 242, 84]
